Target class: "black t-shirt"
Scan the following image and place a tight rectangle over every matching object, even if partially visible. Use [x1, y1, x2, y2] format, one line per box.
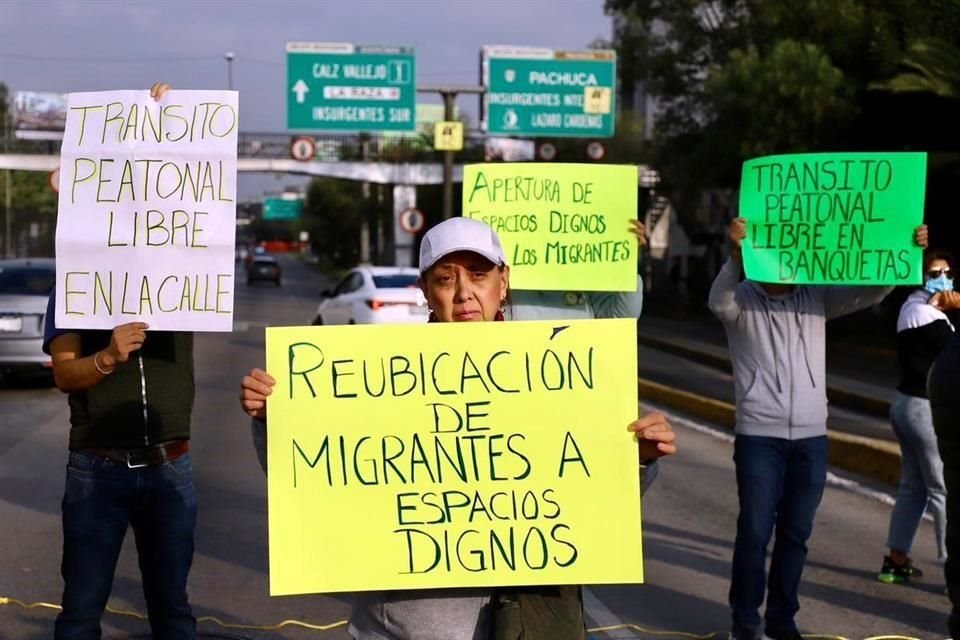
[43, 294, 195, 449]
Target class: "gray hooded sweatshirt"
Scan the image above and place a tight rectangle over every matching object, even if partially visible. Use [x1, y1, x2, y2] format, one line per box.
[708, 258, 892, 439]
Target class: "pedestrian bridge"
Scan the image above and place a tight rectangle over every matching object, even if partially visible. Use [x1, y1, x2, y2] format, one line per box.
[0, 131, 486, 185]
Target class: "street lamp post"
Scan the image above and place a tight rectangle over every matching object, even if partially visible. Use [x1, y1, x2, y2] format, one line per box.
[4, 115, 11, 258]
[441, 91, 456, 220]
[416, 85, 484, 219]
[225, 52, 235, 90]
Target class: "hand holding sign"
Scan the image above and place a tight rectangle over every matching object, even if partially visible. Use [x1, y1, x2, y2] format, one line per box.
[149, 82, 172, 100]
[240, 368, 276, 420]
[97, 322, 149, 371]
[728, 218, 747, 261]
[631, 219, 647, 249]
[629, 411, 676, 462]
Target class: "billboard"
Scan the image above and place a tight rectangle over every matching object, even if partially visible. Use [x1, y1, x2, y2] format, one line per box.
[13, 91, 68, 140]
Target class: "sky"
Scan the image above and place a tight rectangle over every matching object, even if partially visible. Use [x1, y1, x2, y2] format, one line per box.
[0, 0, 612, 199]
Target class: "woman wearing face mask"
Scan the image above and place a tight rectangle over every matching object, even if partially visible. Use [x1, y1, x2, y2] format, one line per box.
[239, 217, 677, 640]
[878, 251, 960, 583]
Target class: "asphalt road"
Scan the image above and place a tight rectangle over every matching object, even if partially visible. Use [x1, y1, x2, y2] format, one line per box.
[637, 346, 897, 443]
[0, 255, 948, 639]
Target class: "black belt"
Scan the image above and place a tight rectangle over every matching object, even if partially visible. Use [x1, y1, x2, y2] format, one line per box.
[79, 440, 189, 468]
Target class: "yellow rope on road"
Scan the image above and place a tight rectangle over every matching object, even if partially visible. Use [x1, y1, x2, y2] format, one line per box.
[0, 596, 60, 612]
[586, 622, 719, 638]
[0, 596, 349, 632]
[0, 596, 926, 639]
[194, 615, 348, 632]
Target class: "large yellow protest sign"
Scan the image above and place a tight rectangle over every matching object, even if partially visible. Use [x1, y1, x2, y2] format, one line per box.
[265, 319, 642, 595]
[463, 163, 638, 292]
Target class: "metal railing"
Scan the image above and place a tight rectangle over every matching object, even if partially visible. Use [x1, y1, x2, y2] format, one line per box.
[2, 131, 490, 163]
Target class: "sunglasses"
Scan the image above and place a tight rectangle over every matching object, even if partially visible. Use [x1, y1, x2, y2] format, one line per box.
[927, 268, 954, 280]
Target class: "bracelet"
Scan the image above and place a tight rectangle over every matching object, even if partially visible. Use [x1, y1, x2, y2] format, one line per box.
[93, 351, 114, 375]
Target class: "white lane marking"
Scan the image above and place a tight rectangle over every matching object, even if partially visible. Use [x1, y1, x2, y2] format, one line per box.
[583, 586, 637, 639]
[232, 320, 271, 332]
[648, 403, 932, 521]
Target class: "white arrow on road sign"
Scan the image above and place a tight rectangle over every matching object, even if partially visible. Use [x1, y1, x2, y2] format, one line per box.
[292, 79, 310, 104]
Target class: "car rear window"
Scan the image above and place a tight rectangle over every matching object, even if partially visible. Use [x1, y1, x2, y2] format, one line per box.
[373, 275, 418, 288]
[0, 266, 56, 296]
[253, 259, 277, 266]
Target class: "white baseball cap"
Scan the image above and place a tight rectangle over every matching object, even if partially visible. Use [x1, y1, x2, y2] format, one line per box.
[419, 217, 507, 274]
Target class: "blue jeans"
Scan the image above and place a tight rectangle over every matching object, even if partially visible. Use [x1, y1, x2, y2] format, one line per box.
[54, 450, 197, 639]
[729, 435, 827, 636]
[888, 392, 948, 559]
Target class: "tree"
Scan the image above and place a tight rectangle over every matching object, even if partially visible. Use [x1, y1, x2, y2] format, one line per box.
[605, 0, 960, 314]
[605, 0, 960, 192]
[871, 37, 960, 98]
[707, 40, 852, 159]
[0, 82, 9, 131]
[0, 81, 59, 256]
[301, 178, 367, 269]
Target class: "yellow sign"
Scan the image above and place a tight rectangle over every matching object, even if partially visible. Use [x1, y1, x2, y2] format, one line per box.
[584, 87, 612, 115]
[434, 121, 464, 151]
[463, 163, 638, 292]
[265, 319, 642, 595]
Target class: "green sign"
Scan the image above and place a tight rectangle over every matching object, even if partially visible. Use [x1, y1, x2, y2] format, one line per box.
[287, 42, 416, 132]
[263, 198, 303, 221]
[382, 104, 459, 136]
[739, 152, 927, 285]
[482, 46, 616, 138]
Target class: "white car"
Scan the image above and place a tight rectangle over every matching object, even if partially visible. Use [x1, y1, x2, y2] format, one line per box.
[313, 266, 428, 325]
[0, 258, 56, 379]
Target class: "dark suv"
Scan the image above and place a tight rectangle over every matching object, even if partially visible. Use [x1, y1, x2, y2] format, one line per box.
[247, 256, 282, 286]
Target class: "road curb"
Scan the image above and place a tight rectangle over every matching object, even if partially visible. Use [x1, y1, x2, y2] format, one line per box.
[638, 334, 892, 418]
[639, 378, 735, 429]
[638, 378, 901, 486]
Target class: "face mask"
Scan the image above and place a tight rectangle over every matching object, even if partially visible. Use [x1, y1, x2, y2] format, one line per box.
[924, 275, 954, 294]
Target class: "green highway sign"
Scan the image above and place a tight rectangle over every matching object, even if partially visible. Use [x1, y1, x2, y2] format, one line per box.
[286, 42, 416, 132]
[482, 46, 617, 138]
[263, 197, 303, 221]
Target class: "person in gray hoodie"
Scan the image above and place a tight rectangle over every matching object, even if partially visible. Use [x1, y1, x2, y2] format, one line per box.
[240, 217, 677, 640]
[709, 217, 928, 640]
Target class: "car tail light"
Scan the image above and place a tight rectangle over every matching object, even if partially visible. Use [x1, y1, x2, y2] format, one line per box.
[366, 299, 414, 311]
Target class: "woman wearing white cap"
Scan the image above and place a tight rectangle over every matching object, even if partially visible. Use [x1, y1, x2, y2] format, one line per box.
[239, 217, 675, 640]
